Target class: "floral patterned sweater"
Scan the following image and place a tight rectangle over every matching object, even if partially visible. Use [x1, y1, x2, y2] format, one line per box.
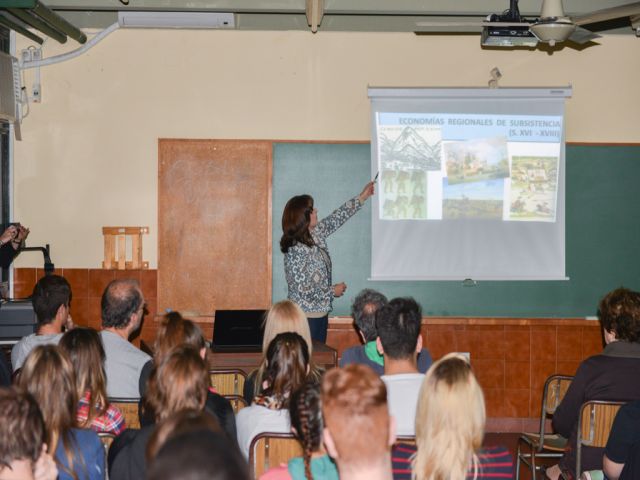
[284, 196, 363, 314]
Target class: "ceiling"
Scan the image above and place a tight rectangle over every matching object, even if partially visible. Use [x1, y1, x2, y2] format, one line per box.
[10, 0, 640, 35]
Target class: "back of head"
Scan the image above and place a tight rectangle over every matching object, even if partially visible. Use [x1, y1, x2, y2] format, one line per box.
[598, 287, 640, 342]
[376, 297, 422, 360]
[147, 430, 249, 480]
[101, 279, 143, 329]
[414, 353, 485, 480]
[0, 388, 45, 471]
[59, 327, 108, 424]
[280, 194, 314, 253]
[145, 344, 209, 421]
[17, 345, 77, 452]
[31, 274, 71, 326]
[263, 301, 313, 354]
[262, 332, 310, 408]
[351, 289, 388, 342]
[154, 312, 205, 364]
[289, 381, 324, 479]
[321, 364, 389, 468]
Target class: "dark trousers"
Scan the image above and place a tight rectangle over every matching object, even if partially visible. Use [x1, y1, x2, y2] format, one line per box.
[307, 315, 329, 343]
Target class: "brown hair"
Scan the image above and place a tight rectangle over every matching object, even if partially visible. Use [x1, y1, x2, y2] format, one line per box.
[289, 382, 324, 480]
[153, 312, 205, 364]
[260, 332, 310, 408]
[146, 409, 221, 463]
[598, 287, 640, 342]
[280, 194, 315, 253]
[59, 327, 110, 429]
[0, 388, 45, 470]
[18, 345, 84, 480]
[321, 364, 389, 467]
[144, 345, 209, 422]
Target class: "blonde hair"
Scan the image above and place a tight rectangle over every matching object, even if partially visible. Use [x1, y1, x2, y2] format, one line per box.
[413, 353, 485, 480]
[262, 300, 313, 354]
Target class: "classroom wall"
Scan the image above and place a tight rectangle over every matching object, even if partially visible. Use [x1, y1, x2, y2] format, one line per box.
[12, 30, 640, 268]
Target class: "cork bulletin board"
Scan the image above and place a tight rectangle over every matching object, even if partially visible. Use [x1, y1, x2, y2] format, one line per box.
[158, 139, 272, 316]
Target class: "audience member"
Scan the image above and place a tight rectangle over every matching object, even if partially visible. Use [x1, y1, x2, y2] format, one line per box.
[237, 332, 311, 458]
[59, 327, 125, 435]
[140, 312, 236, 441]
[0, 223, 29, 269]
[548, 287, 640, 480]
[322, 364, 395, 480]
[340, 289, 432, 374]
[261, 381, 338, 480]
[99, 279, 152, 398]
[0, 353, 11, 386]
[244, 300, 321, 403]
[604, 400, 640, 480]
[147, 429, 249, 480]
[109, 345, 210, 480]
[399, 353, 512, 480]
[11, 275, 73, 371]
[18, 345, 104, 480]
[0, 388, 58, 480]
[377, 297, 425, 436]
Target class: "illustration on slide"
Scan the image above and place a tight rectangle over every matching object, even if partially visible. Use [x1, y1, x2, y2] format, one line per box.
[508, 155, 558, 222]
[444, 136, 509, 185]
[442, 178, 504, 220]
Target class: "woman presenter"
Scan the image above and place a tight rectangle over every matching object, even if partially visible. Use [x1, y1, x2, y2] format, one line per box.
[280, 181, 375, 342]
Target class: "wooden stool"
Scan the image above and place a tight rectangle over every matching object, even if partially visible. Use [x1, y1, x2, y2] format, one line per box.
[102, 226, 149, 270]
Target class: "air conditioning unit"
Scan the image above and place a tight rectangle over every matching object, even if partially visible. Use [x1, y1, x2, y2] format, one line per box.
[0, 51, 22, 140]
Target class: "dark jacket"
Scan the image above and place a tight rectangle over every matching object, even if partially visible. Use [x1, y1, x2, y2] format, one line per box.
[339, 344, 433, 376]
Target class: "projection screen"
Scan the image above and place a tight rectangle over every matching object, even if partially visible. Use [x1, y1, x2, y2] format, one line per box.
[368, 87, 572, 281]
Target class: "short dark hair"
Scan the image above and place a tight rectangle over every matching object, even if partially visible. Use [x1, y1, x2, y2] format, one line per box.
[376, 297, 422, 360]
[0, 388, 46, 470]
[598, 287, 640, 342]
[101, 279, 143, 329]
[147, 430, 249, 480]
[31, 274, 71, 326]
[351, 289, 388, 342]
[280, 194, 315, 253]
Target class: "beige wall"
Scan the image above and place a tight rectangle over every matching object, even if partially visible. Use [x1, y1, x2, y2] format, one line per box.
[12, 29, 640, 268]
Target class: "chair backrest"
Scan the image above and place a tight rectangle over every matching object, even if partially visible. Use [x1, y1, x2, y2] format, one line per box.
[576, 400, 625, 478]
[537, 375, 573, 445]
[209, 369, 247, 396]
[249, 432, 304, 479]
[109, 398, 141, 429]
[98, 432, 115, 480]
[396, 435, 416, 445]
[224, 394, 248, 414]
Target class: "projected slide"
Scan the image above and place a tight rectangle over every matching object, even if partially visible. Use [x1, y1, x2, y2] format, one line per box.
[376, 113, 561, 222]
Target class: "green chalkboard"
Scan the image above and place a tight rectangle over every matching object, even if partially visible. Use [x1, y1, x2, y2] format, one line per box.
[272, 143, 640, 317]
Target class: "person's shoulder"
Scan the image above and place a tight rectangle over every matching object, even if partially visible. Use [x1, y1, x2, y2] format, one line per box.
[477, 445, 513, 468]
[340, 345, 364, 363]
[259, 465, 291, 480]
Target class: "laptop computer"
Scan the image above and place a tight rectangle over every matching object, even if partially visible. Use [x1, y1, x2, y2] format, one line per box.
[210, 309, 267, 352]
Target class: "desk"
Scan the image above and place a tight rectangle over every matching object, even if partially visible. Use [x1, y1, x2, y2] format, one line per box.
[207, 341, 337, 375]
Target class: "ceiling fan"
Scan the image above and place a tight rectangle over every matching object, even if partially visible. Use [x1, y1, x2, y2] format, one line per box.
[416, 0, 640, 47]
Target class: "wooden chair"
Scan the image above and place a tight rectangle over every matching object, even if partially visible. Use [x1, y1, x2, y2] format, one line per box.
[395, 435, 416, 445]
[225, 394, 248, 414]
[516, 374, 573, 479]
[109, 398, 141, 429]
[575, 400, 625, 479]
[98, 432, 115, 480]
[249, 432, 303, 479]
[209, 369, 247, 396]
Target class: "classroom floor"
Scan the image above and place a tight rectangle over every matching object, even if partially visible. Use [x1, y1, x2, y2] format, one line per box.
[485, 432, 558, 480]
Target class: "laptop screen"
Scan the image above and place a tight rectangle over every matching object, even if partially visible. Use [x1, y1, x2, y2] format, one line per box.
[212, 309, 266, 348]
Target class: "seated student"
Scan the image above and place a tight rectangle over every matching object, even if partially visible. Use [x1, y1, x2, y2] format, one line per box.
[11, 275, 73, 371]
[244, 300, 321, 404]
[377, 297, 425, 436]
[0, 388, 58, 480]
[340, 289, 432, 375]
[260, 381, 339, 480]
[321, 364, 396, 480]
[548, 287, 640, 480]
[396, 353, 512, 480]
[59, 327, 126, 435]
[140, 312, 236, 441]
[237, 332, 311, 458]
[18, 345, 104, 480]
[109, 345, 211, 480]
[603, 400, 640, 480]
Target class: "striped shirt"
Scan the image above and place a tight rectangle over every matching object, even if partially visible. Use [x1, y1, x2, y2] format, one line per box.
[391, 443, 514, 479]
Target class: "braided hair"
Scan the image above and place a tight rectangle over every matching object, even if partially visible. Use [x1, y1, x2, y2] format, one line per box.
[289, 381, 323, 480]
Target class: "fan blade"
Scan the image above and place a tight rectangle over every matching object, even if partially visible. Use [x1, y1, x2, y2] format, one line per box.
[568, 26, 601, 44]
[572, 1, 640, 26]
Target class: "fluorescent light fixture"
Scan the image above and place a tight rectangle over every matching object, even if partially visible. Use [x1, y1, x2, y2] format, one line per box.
[481, 25, 538, 47]
[117, 11, 235, 29]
